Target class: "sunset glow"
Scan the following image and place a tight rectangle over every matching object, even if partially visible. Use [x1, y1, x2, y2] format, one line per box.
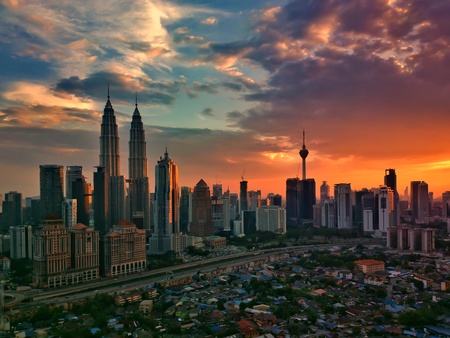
[0, 0, 450, 200]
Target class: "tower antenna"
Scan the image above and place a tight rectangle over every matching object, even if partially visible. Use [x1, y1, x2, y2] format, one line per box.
[299, 129, 309, 180]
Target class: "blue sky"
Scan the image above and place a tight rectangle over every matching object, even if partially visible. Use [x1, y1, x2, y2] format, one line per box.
[1, 0, 450, 199]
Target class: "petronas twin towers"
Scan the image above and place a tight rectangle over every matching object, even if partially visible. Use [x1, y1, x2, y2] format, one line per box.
[98, 90, 149, 234]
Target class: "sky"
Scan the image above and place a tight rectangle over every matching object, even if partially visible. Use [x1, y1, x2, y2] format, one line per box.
[1, 0, 450, 200]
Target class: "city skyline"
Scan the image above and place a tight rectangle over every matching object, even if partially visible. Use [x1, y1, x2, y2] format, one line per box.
[1, 0, 450, 198]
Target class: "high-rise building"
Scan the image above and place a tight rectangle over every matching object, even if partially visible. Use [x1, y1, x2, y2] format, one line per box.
[39, 165, 64, 219]
[248, 190, 261, 211]
[229, 193, 239, 221]
[286, 178, 300, 221]
[100, 220, 146, 277]
[33, 218, 71, 288]
[93, 166, 109, 236]
[72, 176, 90, 225]
[180, 187, 192, 233]
[1, 191, 22, 233]
[9, 225, 32, 259]
[256, 206, 286, 233]
[354, 188, 369, 233]
[334, 183, 352, 229]
[213, 184, 223, 198]
[5, 191, 22, 226]
[298, 179, 316, 222]
[267, 193, 282, 207]
[150, 149, 180, 254]
[384, 169, 399, 225]
[417, 181, 429, 223]
[128, 98, 150, 231]
[99, 90, 125, 228]
[100, 89, 121, 177]
[320, 181, 330, 202]
[212, 196, 230, 232]
[239, 180, 248, 214]
[442, 191, 450, 219]
[410, 181, 421, 221]
[190, 179, 213, 237]
[378, 186, 394, 232]
[321, 199, 335, 228]
[62, 199, 77, 228]
[69, 223, 99, 283]
[66, 166, 82, 199]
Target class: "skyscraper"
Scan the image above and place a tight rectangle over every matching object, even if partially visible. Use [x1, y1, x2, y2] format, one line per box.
[65, 166, 82, 199]
[410, 181, 421, 221]
[190, 179, 213, 237]
[93, 166, 109, 236]
[239, 180, 248, 214]
[1, 191, 22, 232]
[72, 176, 90, 225]
[417, 181, 429, 223]
[39, 164, 64, 219]
[180, 186, 192, 233]
[150, 149, 180, 254]
[378, 186, 394, 232]
[128, 97, 150, 230]
[298, 179, 316, 222]
[334, 183, 352, 229]
[99, 90, 125, 227]
[320, 181, 330, 202]
[100, 88, 121, 177]
[384, 168, 399, 225]
[286, 177, 300, 221]
[213, 184, 223, 198]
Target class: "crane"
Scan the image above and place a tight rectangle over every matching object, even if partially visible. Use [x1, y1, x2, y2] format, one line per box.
[241, 169, 245, 181]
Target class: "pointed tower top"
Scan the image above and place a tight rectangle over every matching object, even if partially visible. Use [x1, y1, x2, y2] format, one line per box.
[133, 93, 140, 116]
[164, 146, 169, 159]
[105, 84, 113, 110]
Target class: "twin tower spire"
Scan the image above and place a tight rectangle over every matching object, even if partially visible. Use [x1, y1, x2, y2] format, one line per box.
[98, 88, 150, 231]
[99, 89, 148, 180]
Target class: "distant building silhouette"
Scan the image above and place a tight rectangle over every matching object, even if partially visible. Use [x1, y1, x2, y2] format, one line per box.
[239, 180, 248, 214]
[286, 177, 300, 221]
[180, 186, 192, 233]
[384, 168, 399, 225]
[39, 165, 64, 219]
[93, 166, 109, 236]
[334, 183, 352, 229]
[190, 179, 213, 237]
[65, 166, 82, 199]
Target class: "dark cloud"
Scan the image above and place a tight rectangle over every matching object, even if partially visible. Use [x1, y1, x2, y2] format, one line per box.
[200, 108, 214, 117]
[54, 72, 183, 106]
[192, 82, 218, 94]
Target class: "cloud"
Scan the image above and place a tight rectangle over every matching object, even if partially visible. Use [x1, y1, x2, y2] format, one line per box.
[54, 71, 186, 106]
[201, 16, 218, 25]
[0, 105, 101, 128]
[3, 82, 93, 109]
[200, 108, 214, 118]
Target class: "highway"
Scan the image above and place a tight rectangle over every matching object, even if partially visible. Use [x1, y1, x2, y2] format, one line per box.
[10, 243, 342, 309]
